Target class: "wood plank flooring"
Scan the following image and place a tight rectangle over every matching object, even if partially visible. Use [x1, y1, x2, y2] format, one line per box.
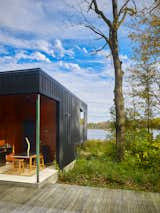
[0, 183, 159, 213]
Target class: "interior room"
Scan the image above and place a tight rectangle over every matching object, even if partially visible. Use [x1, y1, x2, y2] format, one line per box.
[0, 94, 57, 176]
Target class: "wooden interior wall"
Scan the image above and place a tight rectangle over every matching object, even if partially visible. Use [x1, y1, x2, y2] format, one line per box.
[0, 94, 57, 162]
[0, 94, 36, 153]
[40, 96, 56, 162]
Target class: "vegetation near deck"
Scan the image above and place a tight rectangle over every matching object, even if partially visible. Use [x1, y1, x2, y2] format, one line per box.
[59, 132, 160, 192]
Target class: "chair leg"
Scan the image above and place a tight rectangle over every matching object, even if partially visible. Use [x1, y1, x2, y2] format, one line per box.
[32, 156, 45, 169]
[13, 160, 24, 174]
[21, 161, 24, 173]
[40, 156, 45, 168]
[41, 158, 44, 168]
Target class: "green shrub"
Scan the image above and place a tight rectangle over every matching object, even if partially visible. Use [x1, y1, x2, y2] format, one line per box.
[59, 138, 160, 192]
[125, 129, 160, 170]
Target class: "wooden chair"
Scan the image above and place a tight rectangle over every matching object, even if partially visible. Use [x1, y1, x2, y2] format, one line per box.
[33, 154, 45, 169]
[13, 159, 24, 174]
[40, 155, 45, 168]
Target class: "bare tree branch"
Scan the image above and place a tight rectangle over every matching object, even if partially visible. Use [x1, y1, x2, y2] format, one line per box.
[118, 0, 137, 27]
[88, 0, 113, 29]
[90, 43, 108, 55]
[149, 0, 160, 14]
[153, 92, 160, 105]
[131, 0, 137, 12]
[118, 0, 130, 17]
[94, 42, 108, 52]
[85, 24, 111, 48]
[118, 9, 128, 27]
[95, 37, 104, 41]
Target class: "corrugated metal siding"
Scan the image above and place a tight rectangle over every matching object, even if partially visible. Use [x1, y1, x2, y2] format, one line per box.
[39, 70, 87, 168]
[71, 97, 81, 144]
[0, 70, 39, 95]
[0, 68, 87, 168]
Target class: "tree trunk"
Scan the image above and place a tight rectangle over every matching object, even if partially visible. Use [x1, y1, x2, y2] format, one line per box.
[111, 30, 125, 161]
[146, 78, 151, 135]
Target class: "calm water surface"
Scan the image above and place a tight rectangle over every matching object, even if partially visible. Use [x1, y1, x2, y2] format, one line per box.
[87, 129, 110, 140]
[153, 129, 160, 139]
[87, 129, 160, 140]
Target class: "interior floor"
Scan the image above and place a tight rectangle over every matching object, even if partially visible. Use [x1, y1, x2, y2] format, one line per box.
[0, 165, 58, 186]
[0, 162, 45, 176]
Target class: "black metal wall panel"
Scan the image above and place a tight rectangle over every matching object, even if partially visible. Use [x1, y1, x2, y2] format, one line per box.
[0, 69, 39, 95]
[38, 70, 87, 168]
[0, 68, 87, 168]
[71, 97, 81, 144]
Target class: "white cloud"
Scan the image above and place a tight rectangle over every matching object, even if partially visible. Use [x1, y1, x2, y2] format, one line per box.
[0, 32, 74, 59]
[82, 47, 88, 54]
[75, 45, 82, 51]
[32, 52, 51, 63]
[0, 56, 13, 64]
[120, 54, 128, 61]
[75, 46, 89, 54]
[49, 63, 114, 122]
[0, 0, 155, 41]
[0, 0, 91, 40]
[0, 45, 8, 54]
[59, 61, 81, 71]
[54, 39, 74, 58]
[0, 50, 51, 63]
[0, 31, 55, 55]
[35, 40, 55, 57]
[97, 49, 111, 58]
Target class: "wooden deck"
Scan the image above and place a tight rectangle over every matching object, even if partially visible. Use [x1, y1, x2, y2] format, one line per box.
[0, 183, 159, 213]
[0, 165, 58, 187]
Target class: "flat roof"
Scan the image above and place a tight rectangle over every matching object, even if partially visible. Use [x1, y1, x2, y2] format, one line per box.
[0, 68, 87, 107]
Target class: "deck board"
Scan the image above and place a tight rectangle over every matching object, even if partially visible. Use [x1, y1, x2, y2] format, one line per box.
[0, 183, 159, 213]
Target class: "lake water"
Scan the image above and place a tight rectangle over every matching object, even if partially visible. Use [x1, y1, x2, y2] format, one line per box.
[87, 129, 110, 140]
[87, 129, 160, 140]
[153, 129, 160, 139]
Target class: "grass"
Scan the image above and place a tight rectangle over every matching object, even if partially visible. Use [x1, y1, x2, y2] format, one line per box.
[59, 140, 160, 192]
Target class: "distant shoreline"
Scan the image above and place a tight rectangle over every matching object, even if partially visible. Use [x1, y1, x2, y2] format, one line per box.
[87, 127, 111, 131]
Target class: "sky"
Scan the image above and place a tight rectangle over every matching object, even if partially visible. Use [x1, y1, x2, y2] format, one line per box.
[0, 0, 154, 122]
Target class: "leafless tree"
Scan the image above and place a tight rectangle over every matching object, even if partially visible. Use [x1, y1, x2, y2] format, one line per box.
[81, 0, 136, 161]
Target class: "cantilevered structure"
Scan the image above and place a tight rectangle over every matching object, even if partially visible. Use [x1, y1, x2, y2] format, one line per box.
[0, 68, 87, 182]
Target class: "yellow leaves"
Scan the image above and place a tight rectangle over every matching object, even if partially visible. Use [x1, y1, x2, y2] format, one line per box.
[152, 142, 160, 149]
[129, 14, 160, 63]
[141, 55, 149, 62]
[150, 16, 160, 27]
[125, 7, 137, 16]
[143, 152, 148, 158]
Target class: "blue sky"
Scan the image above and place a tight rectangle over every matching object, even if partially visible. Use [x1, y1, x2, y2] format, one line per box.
[0, 0, 153, 122]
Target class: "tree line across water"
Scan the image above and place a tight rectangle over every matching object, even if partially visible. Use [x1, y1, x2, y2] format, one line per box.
[88, 118, 160, 130]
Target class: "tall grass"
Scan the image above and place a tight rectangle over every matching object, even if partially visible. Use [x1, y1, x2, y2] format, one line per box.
[59, 138, 160, 192]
